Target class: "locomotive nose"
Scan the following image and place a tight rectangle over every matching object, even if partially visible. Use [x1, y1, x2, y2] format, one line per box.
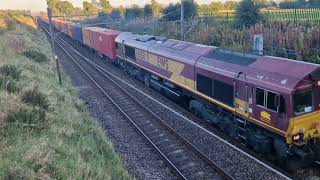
[288, 111, 320, 144]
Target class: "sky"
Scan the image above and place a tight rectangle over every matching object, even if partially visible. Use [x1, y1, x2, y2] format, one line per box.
[0, 0, 222, 12]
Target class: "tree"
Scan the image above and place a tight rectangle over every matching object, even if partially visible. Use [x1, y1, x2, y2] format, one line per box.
[224, 1, 239, 10]
[279, 0, 295, 8]
[111, 8, 121, 19]
[310, 0, 320, 7]
[279, 0, 307, 8]
[198, 2, 224, 14]
[236, 0, 263, 27]
[56, 1, 74, 16]
[144, 4, 153, 17]
[47, 0, 77, 16]
[124, 5, 144, 19]
[162, 3, 180, 21]
[47, 0, 61, 16]
[163, 0, 197, 21]
[74, 7, 83, 15]
[209, 2, 224, 12]
[255, 0, 276, 8]
[97, 12, 111, 23]
[119, 5, 125, 17]
[83, 1, 99, 15]
[151, 0, 162, 17]
[183, 0, 198, 18]
[100, 0, 112, 14]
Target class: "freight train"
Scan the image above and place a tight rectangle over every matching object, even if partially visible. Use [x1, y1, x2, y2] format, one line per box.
[40, 17, 320, 169]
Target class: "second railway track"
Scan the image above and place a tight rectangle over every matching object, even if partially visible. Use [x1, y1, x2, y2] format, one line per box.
[40, 23, 234, 180]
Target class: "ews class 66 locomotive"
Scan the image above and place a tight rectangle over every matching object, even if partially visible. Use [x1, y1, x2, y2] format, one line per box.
[42, 18, 320, 168]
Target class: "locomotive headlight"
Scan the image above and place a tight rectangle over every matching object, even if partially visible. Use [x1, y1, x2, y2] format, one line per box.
[293, 134, 301, 141]
[293, 132, 304, 141]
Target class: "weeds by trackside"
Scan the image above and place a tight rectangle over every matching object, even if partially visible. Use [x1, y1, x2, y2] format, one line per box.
[0, 13, 132, 179]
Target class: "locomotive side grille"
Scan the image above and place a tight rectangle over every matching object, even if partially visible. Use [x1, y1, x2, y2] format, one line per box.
[205, 49, 257, 66]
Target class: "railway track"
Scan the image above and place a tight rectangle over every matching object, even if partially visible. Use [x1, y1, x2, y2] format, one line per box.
[40, 23, 234, 180]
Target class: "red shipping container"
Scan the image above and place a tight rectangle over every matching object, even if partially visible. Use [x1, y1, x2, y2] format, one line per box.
[55, 19, 61, 31]
[82, 27, 93, 47]
[89, 27, 121, 60]
[61, 21, 69, 34]
[86, 27, 105, 51]
[68, 23, 74, 38]
[100, 29, 121, 60]
[66, 22, 74, 37]
[56, 20, 63, 31]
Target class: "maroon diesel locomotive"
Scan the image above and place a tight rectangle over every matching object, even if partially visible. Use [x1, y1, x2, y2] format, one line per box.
[114, 32, 320, 167]
[40, 17, 319, 167]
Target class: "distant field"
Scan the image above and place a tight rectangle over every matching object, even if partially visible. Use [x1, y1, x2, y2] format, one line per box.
[199, 8, 320, 22]
[0, 12, 37, 30]
[13, 15, 37, 28]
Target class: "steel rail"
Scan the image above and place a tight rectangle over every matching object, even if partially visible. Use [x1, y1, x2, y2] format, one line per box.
[40, 23, 234, 180]
[40, 21, 297, 180]
[40, 23, 189, 180]
[52, 27, 234, 180]
[39, 21, 293, 180]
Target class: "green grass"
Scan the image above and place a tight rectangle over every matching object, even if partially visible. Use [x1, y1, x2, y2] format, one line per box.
[200, 8, 320, 22]
[0, 16, 132, 179]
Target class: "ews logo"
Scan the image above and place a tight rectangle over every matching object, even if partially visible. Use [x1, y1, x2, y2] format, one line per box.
[157, 57, 169, 70]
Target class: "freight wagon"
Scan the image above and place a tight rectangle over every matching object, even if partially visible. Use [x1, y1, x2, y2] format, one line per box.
[81, 27, 120, 60]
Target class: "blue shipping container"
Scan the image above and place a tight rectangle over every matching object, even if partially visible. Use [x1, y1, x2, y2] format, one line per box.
[72, 24, 83, 43]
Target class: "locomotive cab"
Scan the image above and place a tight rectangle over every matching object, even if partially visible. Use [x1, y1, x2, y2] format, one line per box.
[285, 70, 320, 163]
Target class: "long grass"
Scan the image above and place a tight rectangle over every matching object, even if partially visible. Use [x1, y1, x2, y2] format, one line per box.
[0, 14, 132, 179]
[199, 8, 320, 23]
[117, 16, 320, 63]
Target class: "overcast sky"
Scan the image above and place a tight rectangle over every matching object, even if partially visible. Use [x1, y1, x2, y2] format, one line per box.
[0, 0, 228, 12]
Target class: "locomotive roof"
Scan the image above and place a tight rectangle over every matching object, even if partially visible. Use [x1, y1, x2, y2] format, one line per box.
[149, 39, 214, 66]
[115, 32, 160, 51]
[198, 50, 320, 94]
[116, 32, 320, 94]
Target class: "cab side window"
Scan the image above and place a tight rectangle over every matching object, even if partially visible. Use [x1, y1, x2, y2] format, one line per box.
[256, 88, 282, 112]
[267, 91, 277, 111]
[279, 96, 286, 113]
[125, 45, 135, 59]
[256, 88, 264, 106]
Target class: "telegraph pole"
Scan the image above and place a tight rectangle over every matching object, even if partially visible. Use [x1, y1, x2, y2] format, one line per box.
[47, 7, 62, 85]
[180, 0, 184, 41]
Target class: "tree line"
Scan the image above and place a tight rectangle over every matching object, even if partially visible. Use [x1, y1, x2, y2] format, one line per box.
[279, 0, 320, 9]
[47, 0, 320, 27]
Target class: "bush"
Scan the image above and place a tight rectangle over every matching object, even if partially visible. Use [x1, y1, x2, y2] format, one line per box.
[0, 78, 18, 93]
[5, 108, 46, 131]
[236, 0, 263, 27]
[162, 0, 198, 21]
[23, 50, 48, 63]
[0, 65, 20, 93]
[21, 87, 50, 111]
[124, 5, 144, 19]
[5, 18, 17, 31]
[0, 65, 21, 80]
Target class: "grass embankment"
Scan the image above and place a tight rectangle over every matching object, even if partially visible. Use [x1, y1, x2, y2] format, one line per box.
[0, 16, 131, 179]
